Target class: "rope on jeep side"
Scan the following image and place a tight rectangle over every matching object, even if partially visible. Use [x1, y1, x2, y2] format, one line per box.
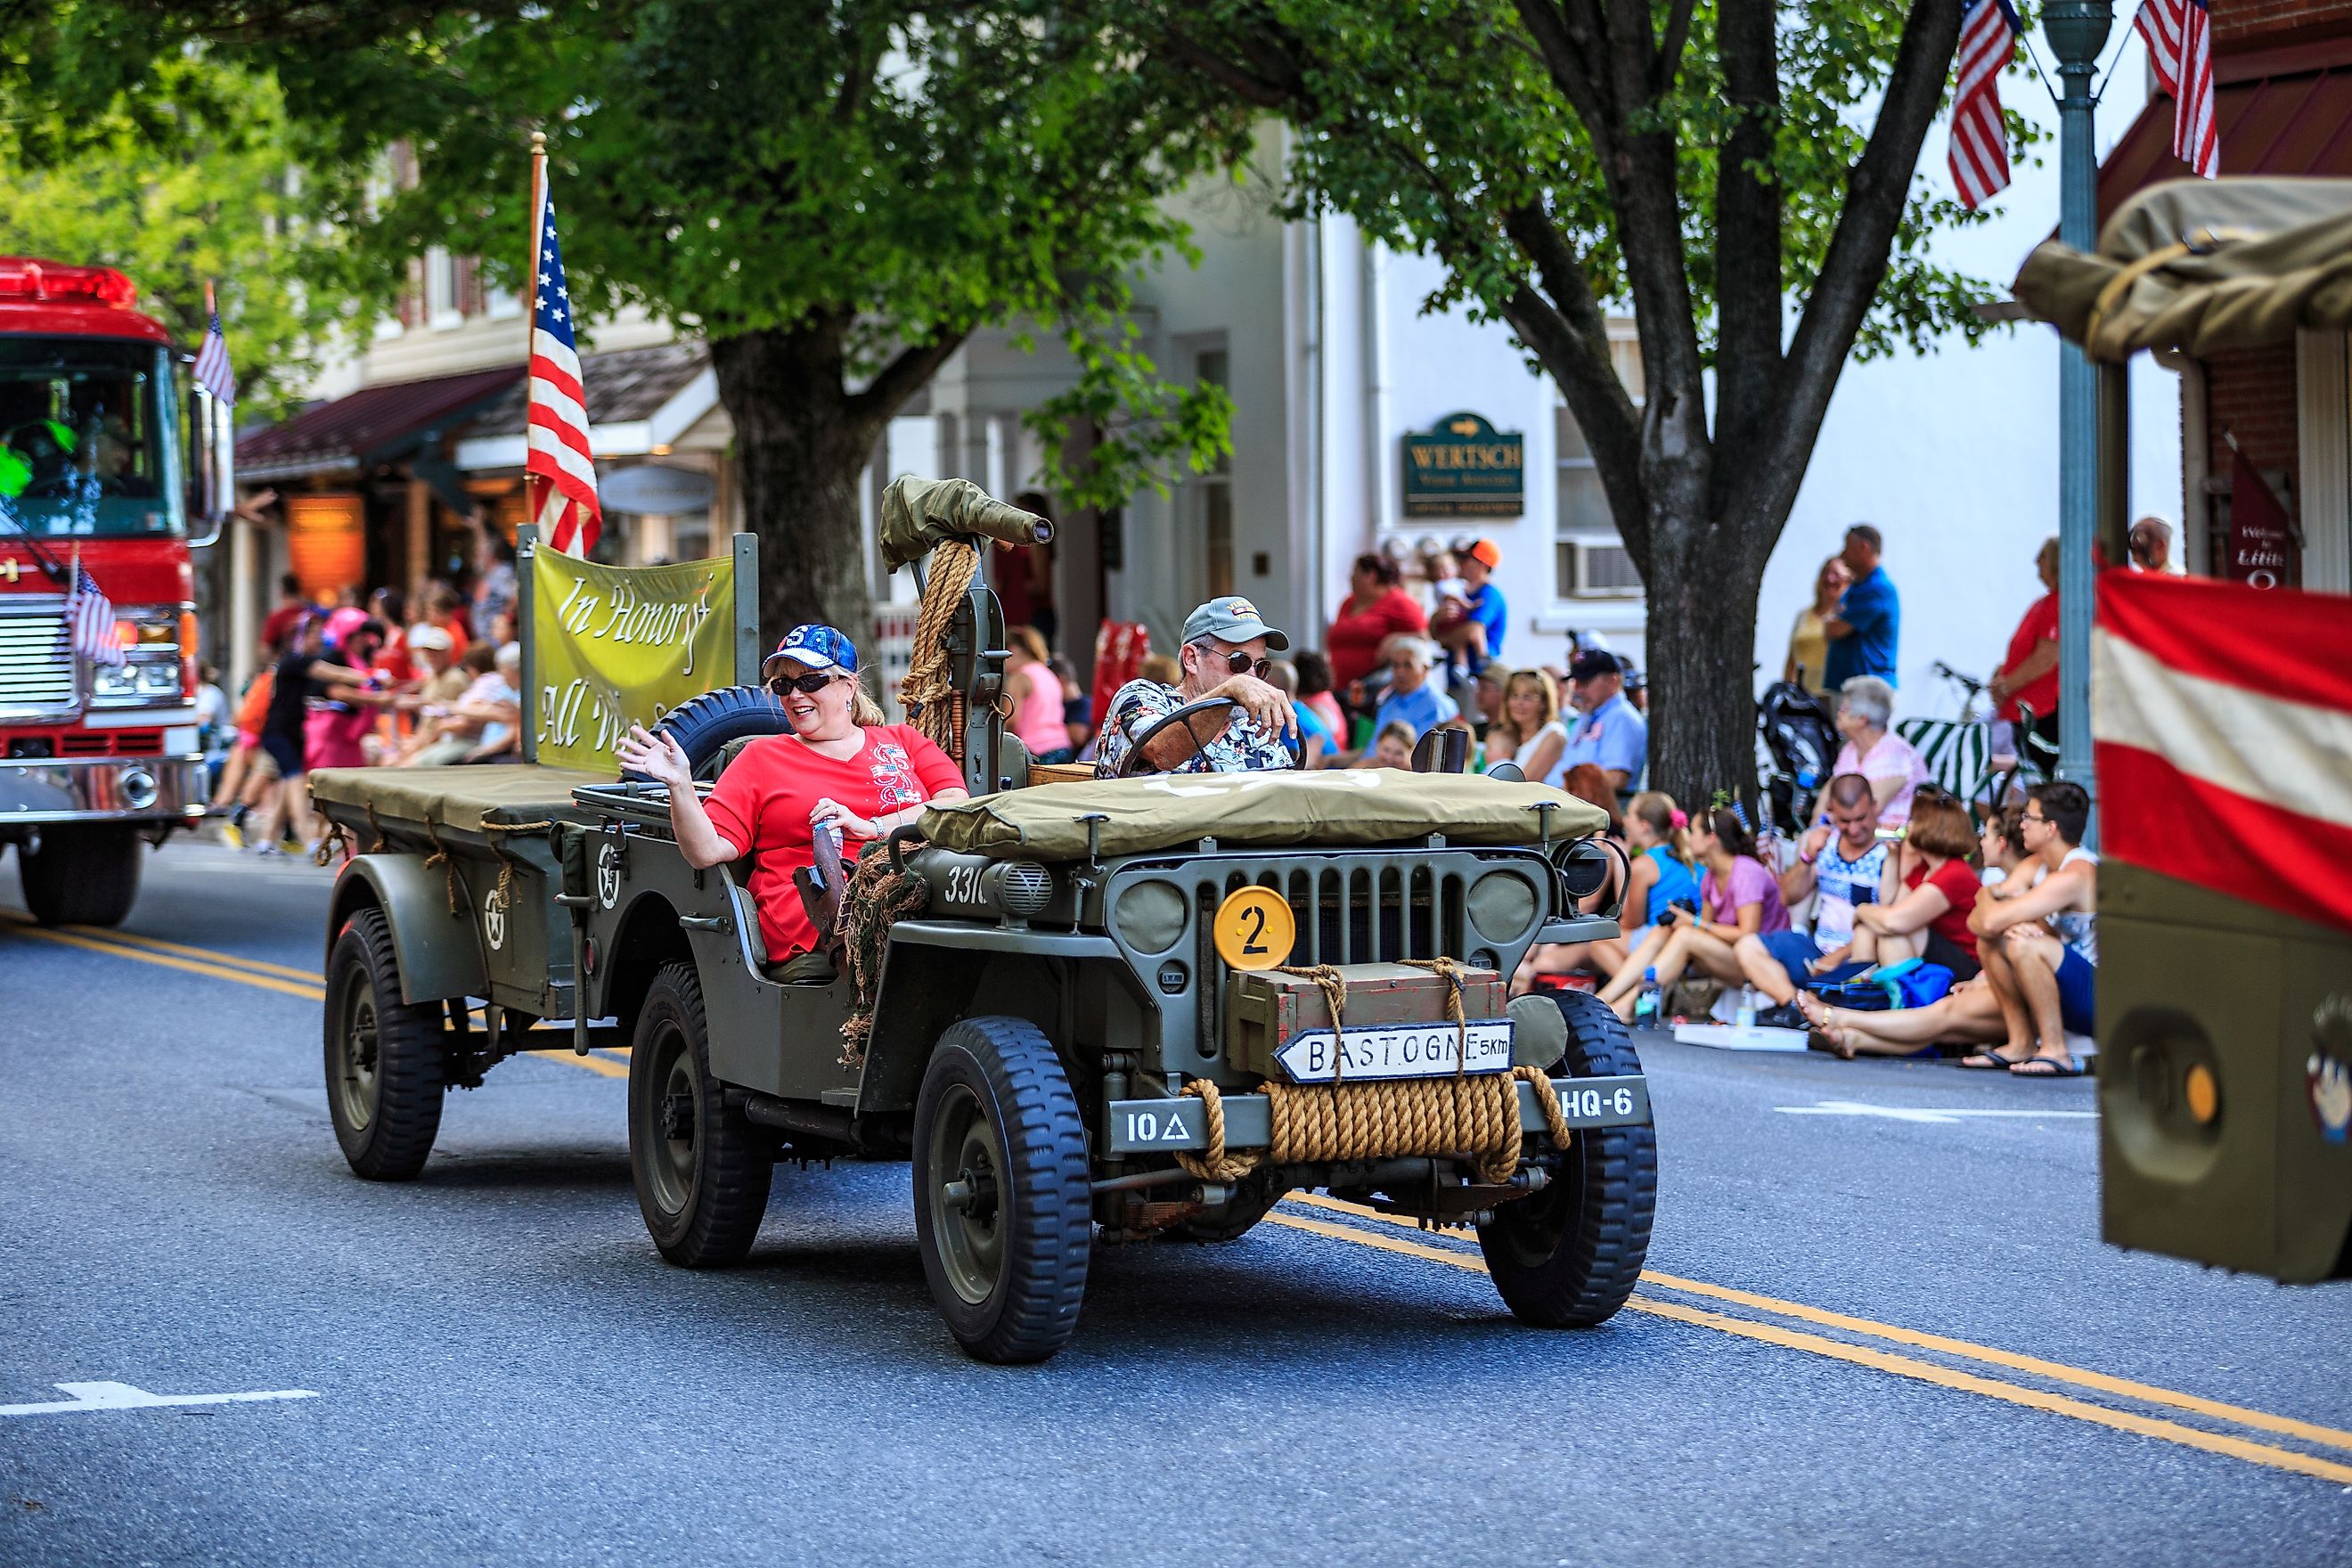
[899, 538, 980, 758]
[478, 819, 557, 914]
[1274, 963, 1350, 1085]
[364, 800, 387, 853]
[420, 817, 459, 914]
[837, 849, 930, 1071]
[313, 821, 354, 868]
[1174, 1066, 1572, 1188]
[1399, 956, 1473, 1078]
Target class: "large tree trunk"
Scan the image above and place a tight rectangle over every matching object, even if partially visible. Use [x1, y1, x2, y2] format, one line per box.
[709, 321, 878, 656]
[1640, 494, 1769, 813]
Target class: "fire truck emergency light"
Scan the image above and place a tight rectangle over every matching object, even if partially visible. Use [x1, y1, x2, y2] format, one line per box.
[0, 259, 139, 308]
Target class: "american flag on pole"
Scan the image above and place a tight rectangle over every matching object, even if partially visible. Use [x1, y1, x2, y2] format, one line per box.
[527, 177, 602, 558]
[2136, 0, 2220, 178]
[1948, 0, 2022, 211]
[69, 565, 124, 668]
[192, 299, 236, 406]
[2095, 572, 2352, 933]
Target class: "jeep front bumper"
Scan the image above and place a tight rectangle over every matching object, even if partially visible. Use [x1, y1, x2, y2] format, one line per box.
[1106, 1074, 1652, 1156]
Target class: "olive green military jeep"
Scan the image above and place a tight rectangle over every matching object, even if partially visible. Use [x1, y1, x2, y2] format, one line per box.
[311, 480, 1657, 1363]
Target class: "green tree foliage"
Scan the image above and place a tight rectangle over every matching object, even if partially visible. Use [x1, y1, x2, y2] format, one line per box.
[0, 47, 361, 413]
[1141, 0, 2028, 803]
[104, 0, 1258, 640]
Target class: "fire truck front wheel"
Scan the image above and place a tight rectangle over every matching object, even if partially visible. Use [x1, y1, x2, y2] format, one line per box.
[324, 906, 447, 1180]
[18, 823, 142, 927]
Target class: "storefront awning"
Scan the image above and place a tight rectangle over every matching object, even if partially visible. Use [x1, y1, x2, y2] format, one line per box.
[2015, 176, 2352, 359]
[452, 343, 715, 471]
[236, 366, 521, 483]
[2100, 53, 2352, 228]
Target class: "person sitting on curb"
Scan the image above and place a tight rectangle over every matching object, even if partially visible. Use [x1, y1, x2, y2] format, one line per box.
[1965, 780, 2098, 1077]
[1735, 772, 1890, 1026]
[1594, 806, 1789, 1024]
[1796, 806, 2036, 1059]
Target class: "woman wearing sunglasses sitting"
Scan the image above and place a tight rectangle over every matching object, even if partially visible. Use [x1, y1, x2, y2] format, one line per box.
[616, 625, 968, 976]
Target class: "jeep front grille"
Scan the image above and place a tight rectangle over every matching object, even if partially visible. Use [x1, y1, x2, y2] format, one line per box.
[0, 602, 77, 718]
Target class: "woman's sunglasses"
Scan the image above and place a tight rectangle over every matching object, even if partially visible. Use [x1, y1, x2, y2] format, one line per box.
[766, 671, 840, 696]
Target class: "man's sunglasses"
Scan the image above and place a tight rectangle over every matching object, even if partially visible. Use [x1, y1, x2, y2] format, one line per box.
[766, 671, 841, 696]
[1209, 648, 1271, 679]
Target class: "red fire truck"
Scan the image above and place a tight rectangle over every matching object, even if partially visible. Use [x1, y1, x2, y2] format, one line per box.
[0, 258, 234, 927]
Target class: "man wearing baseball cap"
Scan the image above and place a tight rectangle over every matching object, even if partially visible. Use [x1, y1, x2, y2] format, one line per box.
[1433, 537, 1507, 697]
[1094, 595, 1301, 776]
[1561, 647, 1647, 794]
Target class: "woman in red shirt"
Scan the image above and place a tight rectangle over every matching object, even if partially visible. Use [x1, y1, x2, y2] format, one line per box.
[616, 624, 968, 964]
[1326, 553, 1428, 692]
[1845, 790, 1983, 979]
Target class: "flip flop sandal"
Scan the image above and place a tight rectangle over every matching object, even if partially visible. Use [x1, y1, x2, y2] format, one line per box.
[1959, 1048, 2029, 1070]
[2009, 1054, 2084, 1078]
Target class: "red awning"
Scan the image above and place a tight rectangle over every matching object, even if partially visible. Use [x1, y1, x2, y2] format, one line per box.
[2101, 56, 2352, 228]
[238, 366, 520, 481]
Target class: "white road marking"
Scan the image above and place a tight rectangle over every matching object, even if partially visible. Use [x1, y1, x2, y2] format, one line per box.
[1775, 1099, 2098, 1124]
[0, 1381, 318, 1417]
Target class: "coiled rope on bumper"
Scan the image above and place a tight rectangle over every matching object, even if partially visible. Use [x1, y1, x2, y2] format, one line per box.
[1176, 1067, 1576, 1188]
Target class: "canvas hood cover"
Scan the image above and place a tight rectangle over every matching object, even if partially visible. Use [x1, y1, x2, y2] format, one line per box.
[917, 768, 1609, 861]
[2013, 177, 2352, 361]
[878, 475, 1049, 572]
[310, 764, 608, 836]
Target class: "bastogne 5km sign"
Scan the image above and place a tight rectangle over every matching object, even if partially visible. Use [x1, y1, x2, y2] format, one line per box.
[528, 547, 737, 772]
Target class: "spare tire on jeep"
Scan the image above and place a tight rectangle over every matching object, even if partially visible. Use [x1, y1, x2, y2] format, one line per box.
[631, 685, 792, 780]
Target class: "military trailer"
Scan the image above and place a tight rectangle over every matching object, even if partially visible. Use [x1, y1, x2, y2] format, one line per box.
[314, 478, 1658, 1362]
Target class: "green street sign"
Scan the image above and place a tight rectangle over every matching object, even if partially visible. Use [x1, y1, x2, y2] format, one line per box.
[1402, 412, 1523, 518]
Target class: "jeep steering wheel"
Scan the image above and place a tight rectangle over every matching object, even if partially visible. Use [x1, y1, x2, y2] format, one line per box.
[1115, 696, 1238, 777]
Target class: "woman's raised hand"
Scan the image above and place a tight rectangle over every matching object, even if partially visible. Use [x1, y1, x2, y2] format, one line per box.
[617, 723, 693, 788]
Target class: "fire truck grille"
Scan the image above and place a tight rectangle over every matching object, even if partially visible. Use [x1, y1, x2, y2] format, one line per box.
[0, 608, 77, 717]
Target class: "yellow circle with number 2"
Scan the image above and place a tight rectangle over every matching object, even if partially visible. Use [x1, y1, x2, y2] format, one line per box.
[1213, 886, 1296, 972]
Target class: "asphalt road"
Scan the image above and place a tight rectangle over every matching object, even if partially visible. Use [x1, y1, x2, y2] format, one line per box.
[4, 840, 2348, 1567]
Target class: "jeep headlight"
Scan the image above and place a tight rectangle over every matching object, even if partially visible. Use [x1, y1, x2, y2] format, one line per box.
[1113, 879, 1189, 954]
[1466, 870, 1540, 943]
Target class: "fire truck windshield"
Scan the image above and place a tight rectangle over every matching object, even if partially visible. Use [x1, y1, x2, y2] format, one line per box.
[0, 336, 181, 537]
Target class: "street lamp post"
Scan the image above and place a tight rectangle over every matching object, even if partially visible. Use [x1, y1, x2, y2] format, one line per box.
[2045, 1, 2114, 802]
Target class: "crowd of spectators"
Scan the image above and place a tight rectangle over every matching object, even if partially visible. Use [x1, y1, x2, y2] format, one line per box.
[208, 545, 529, 855]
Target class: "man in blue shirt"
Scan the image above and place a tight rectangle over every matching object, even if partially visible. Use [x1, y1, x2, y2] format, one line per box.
[1822, 523, 1900, 690]
[1372, 637, 1459, 739]
[1561, 649, 1646, 793]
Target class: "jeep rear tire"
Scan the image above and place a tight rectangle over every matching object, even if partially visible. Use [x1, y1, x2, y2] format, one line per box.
[629, 962, 774, 1266]
[1477, 989, 1657, 1327]
[324, 906, 447, 1180]
[912, 1017, 1092, 1363]
[20, 823, 142, 927]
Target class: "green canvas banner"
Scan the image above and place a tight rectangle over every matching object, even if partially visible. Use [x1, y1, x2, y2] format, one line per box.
[528, 547, 736, 772]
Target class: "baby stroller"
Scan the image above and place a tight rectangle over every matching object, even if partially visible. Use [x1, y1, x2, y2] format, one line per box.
[1756, 678, 1840, 834]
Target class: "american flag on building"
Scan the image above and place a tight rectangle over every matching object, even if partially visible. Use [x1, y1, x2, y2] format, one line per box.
[527, 179, 602, 558]
[69, 565, 124, 668]
[192, 299, 236, 406]
[1948, 0, 2022, 211]
[2136, 0, 2220, 178]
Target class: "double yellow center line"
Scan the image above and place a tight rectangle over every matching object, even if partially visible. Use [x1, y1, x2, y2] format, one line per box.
[0, 909, 629, 1078]
[11, 909, 2350, 1487]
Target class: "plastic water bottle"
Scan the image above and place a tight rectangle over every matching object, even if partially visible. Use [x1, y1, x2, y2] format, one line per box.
[1632, 968, 1662, 1025]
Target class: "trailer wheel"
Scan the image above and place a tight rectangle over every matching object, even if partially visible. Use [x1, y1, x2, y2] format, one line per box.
[912, 1017, 1092, 1364]
[628, 962, 774, 1266]
[1476, 989, 1657, 1327]
[633, 685, 792, 781]
[19, 823, 142, 927]
[323, 906, 447, 1180]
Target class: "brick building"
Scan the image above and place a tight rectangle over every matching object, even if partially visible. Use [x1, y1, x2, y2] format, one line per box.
[2099, 0, 2352, 589]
